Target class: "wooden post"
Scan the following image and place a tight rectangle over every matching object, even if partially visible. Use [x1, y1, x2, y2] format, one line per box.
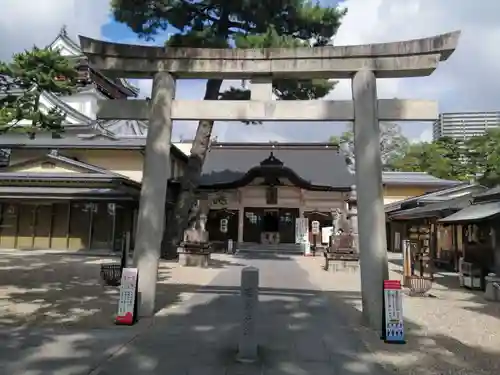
[48, 204, 54, 249]
[65, 203, 71, 250]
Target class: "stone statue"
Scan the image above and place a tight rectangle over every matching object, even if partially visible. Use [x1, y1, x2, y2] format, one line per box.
[331, 208, 341, 232]
[183, 216, 202, 243]
[183, 200, 208, 243]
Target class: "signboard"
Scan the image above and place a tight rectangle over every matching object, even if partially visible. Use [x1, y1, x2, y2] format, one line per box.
[321, 226, 333, 244]
[311, 220, 320, 235]
[115, 267, 138, 325]
[295, 218, 310, 255]
[220, 218, 228, 233]
[382, 280, 405, 344]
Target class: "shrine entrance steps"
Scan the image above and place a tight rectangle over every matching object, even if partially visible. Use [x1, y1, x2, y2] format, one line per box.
[236, 242, 303, 255]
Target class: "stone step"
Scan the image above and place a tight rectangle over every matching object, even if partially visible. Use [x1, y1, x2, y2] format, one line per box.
[236, 242, 304, 254]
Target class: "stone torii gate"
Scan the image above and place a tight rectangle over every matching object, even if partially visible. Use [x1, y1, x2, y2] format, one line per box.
[79, 31, 460, 333]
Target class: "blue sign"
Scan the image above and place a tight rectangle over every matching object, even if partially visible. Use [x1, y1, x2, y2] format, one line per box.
[383, 280, 406, 344]
[385, 322, 405, 342]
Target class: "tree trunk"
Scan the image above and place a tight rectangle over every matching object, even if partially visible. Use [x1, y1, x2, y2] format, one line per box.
[161, 79, 223, 259]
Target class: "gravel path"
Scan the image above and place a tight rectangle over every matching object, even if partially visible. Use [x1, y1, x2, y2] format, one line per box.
[297, 254, 500, 375]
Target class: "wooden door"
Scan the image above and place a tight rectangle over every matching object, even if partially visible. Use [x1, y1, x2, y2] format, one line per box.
[50, 203, 69, 249]
[33, 205, 52, 249]
[279, 208, 299, 243]
[68, 203, 91, 250]
[207, 209, 238, 242]
[243, 208, 262, 243]
[17, 204, 36, 249]
[91, 202, 114, 250]
[0, 204, 18, 249]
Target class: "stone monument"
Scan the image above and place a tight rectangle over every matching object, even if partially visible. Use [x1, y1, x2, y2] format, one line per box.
[237, 266, 259, 363]
[79, 31, 461, 333]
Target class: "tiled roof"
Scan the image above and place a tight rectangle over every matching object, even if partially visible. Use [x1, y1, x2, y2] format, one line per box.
[381, 171, 460, 186]
[199, 143, 354, 189]
[389, 195, 474, 220]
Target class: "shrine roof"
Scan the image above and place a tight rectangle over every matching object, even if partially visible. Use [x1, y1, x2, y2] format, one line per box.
[199, 142, 354, 190]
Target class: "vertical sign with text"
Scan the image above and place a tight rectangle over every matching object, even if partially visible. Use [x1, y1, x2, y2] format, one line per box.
[115, 267, 138, 325]
[383, 280, 405, 344]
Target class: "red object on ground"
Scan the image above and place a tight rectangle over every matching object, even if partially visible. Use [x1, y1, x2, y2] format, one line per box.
[115, 312, 133, 325]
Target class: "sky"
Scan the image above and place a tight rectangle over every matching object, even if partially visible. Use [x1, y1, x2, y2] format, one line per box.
[0, 0, 499, 143]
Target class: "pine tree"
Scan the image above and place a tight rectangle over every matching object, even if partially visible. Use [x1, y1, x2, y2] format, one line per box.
[0, 47, 78, 137]
[112, 0, 347, 258]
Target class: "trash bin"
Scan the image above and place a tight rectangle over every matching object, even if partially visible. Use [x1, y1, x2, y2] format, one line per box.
[100, 264, 122, 286]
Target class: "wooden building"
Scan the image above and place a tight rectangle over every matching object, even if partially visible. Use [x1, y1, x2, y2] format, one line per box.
[386, 183, 500, 289]
[386, 183, 485, 262]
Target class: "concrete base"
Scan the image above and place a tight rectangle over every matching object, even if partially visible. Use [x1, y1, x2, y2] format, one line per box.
[178, 251, 210, 268]
[484, 273, 500, 301]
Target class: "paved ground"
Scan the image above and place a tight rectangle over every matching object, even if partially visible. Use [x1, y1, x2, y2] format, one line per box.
[2, 251, 499, 375]
[0, 252, 389, 375]
[299, 254, 500, 375]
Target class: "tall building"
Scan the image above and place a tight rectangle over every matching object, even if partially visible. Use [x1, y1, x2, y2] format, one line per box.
[432, 111, 500, 141]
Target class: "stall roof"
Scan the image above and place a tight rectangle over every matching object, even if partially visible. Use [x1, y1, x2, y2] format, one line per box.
[389, 195, 473, 220]
[384, 182, 483, 214]
[439, 201, 500, 223]
[473, 186, 500, 202]
[0, 186, 137, 200]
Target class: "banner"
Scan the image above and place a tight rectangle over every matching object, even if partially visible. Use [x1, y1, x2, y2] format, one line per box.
[295, 218, 310, 255]
[382, 280, 405, 344]
[115, 267, 138, 325]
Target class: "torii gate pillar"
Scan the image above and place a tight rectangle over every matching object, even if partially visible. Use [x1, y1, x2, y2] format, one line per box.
[352, 69, 389, 329]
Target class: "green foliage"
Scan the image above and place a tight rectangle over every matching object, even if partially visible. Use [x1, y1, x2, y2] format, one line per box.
[466, 129, 500, 187]
[112, 0, 346, 103]
[112, 0, 346, 41]
[329, 122, 410, 170]
[389, 137, 471, 181]
[387, 130, 500, 187]
[0, 47, 77, 137]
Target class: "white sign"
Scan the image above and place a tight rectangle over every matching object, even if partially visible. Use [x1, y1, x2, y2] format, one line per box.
[295, 218, 310, 255]
[383, 280, 405, 343]
[311, 220, 320, 235]
[321, 226, 333, 244]
[220, 218, 228, 233]
[115, 267, 138, 325]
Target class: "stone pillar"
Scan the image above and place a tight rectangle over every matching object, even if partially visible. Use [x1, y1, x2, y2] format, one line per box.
[352, 69, 389, 333]
[237, 266, 259, 363]
[348, 187, 358, 251]
[133, 72, 175, 317]
[238, 208, 244, 243]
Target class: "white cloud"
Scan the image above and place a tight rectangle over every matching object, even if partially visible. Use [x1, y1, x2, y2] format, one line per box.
[3, 0, 500, 144]
[0, 0, 109, 60]
[329, 0, 500, 141]
[417, 127, 433, 143]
